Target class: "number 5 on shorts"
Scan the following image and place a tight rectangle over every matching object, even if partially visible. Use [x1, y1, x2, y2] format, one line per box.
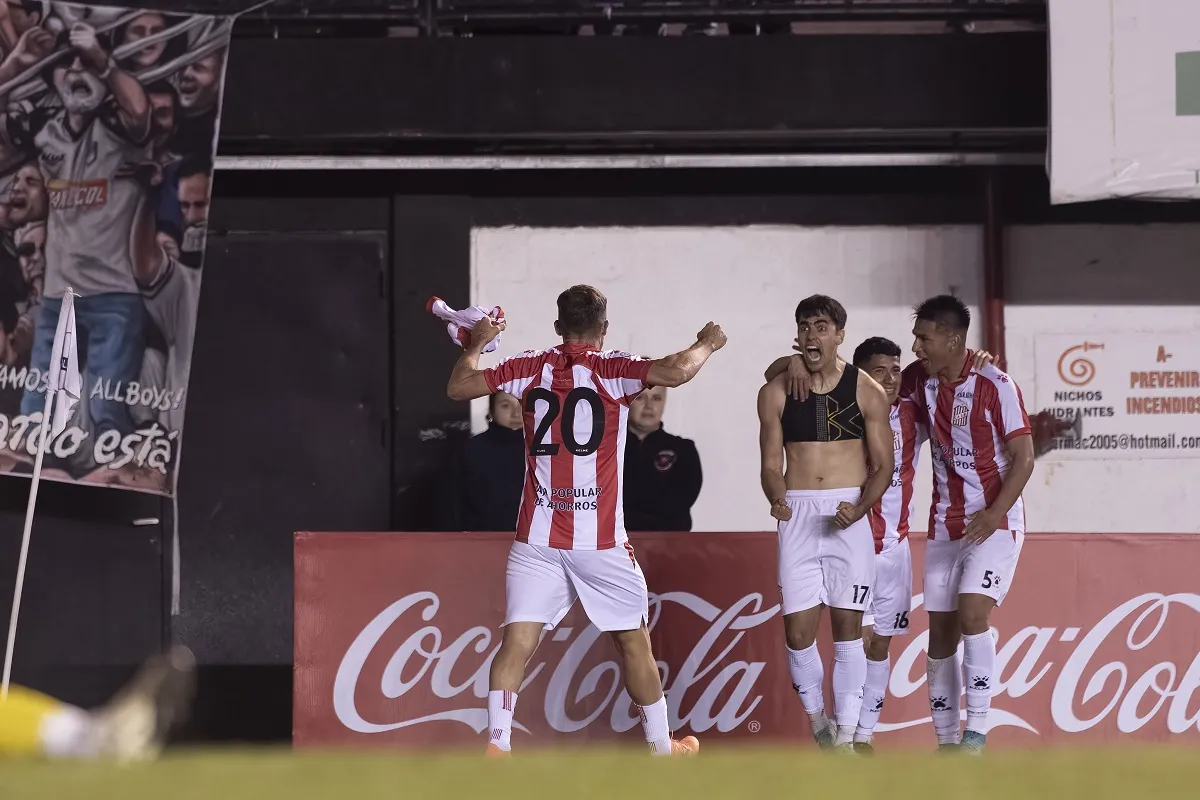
[852, 584, 870, 604]
[981, 570, 1000, 589]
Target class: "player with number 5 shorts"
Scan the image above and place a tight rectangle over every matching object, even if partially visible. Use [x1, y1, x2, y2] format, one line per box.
[904, 295, 1035, 754]
[444, 284, 726, 759]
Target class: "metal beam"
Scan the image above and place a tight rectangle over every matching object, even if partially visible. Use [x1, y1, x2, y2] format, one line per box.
[214, 153, 1044, 170]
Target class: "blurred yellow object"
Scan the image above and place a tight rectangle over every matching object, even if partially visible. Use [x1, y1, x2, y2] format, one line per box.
[0, 685, 64, 756]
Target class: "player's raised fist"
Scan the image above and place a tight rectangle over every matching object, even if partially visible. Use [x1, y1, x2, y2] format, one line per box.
[469, 314, 504, 350]
[698, 322, 727, 351]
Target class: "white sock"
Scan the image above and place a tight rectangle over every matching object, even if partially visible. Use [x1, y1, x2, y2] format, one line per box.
[40, 706, 99, 759]
[487, 690, 518, 751]
[927, 655, 962, 745]
[786, 643, 828, 730]
[962, 632, 995, 735]
[855, 657, 891, 743]
[832, 639, 867, 744]
[637, 696, 673, 755]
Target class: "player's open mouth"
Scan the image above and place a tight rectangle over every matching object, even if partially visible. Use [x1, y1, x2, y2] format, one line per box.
[804, 346, 821, 361]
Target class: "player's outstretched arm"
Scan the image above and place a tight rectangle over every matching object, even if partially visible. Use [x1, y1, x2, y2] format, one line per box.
[854, 373, 896, 518]
[446, 317, 505, 401]
[645, 322, 727, 388]
[757, 379, 791, 521]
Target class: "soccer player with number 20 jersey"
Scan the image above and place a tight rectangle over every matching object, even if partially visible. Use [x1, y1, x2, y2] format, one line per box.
[445, 285, 727, 758]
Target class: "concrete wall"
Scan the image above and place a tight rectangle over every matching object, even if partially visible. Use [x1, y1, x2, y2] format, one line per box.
[472, 224, 1200, 533]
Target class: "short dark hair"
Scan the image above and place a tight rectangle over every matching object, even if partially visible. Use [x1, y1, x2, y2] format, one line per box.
[853, 337, 901, 368]
[914, 294, 970, 332]
[795, 295, 847, 329]
[145, 80, 180, 116]
[178, 155, 212, 183]
[556, 284, 607, 338]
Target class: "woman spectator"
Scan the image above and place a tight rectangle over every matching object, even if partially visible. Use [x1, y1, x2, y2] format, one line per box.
[460, 391, 526, 532]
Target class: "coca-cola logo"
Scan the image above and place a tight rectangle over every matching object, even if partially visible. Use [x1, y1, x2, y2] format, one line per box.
[332, 590, 1200, 740]
[879, 592, 1200, 736]
[334, 590, 777, 737]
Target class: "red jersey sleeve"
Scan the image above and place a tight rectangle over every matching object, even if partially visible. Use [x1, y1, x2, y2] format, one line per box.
[591, 351, 653, 406]
[899, 397, 929, 448]
[483, 351, 544, 396]
[987, 369, 1032, 440]
[899, 361, 929, 412]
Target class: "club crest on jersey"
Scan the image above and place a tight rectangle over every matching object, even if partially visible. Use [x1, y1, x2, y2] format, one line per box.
[951, 404, 969, 427]
[655, 450, 676, 471]
[48, 179, 108, 210]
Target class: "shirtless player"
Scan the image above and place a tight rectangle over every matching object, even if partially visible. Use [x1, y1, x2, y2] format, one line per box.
[767, 339, 994, 753]
[757, 295, 894, 752]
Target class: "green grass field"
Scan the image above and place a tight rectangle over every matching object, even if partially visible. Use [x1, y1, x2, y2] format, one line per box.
[0, 747, 1194, 799]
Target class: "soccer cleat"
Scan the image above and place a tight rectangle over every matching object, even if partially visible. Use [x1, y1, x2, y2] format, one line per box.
[670, 736, 700, 755]
[853, 741, 875, 755]
[92, 645, 196, 763]
[832, 742, 857, 756]
[959, 731, 987, 754]
[813, 718, 836, 750]
[938, 742, 961, 753]
[485, 743, 512, 758]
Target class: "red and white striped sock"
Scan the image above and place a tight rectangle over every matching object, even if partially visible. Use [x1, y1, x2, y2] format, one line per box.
[487, 690, 518, 751]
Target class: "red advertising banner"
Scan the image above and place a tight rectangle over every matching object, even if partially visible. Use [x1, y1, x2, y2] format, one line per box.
[294, 531, 1200, 750]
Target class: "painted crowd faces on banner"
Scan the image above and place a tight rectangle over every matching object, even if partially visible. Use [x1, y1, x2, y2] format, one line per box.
[0, 3, 232, 495]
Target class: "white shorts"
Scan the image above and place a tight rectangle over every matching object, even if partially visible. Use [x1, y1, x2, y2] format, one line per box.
[861, 536, 914, 637]
[504, 540, 649, 632]
[778, 488, 876, 615]
[924, 530, 1024, 613]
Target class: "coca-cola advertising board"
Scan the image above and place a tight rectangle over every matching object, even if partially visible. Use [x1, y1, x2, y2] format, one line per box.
[294, 532, 1200, 749]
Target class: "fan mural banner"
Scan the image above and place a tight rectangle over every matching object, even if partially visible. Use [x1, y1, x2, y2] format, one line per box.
[0, 3, 232, 495]
[294, 532, 1200, 749]
[1049, 0, 1200, 202]
[1035, 333, 1200, 459]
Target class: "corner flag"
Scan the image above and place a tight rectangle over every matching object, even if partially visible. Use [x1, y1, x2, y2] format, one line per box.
[2, 288, 81, 698]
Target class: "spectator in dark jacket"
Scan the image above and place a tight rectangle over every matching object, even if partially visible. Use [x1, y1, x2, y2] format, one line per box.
[461, 391, 526, 531]
[623, 386, 703, 531]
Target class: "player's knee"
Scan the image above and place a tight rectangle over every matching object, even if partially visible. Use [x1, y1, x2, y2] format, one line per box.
[609, 626, 651, 659]
[500, 624, 542, 661]
[783, 618, 818, 650]
[828, 612, 862, 643]
[866, 635, 891, 662]
[926, 612, 960, 658]
[957, 608, 991, 636]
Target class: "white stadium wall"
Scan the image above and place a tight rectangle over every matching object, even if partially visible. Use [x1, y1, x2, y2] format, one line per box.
[471, 225, 1200, 534]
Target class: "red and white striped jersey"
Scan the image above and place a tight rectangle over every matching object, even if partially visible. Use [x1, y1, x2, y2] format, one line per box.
[903, 354, 1031, 541]
[482, 343, 651, 550]
[868, 398, 927, 554]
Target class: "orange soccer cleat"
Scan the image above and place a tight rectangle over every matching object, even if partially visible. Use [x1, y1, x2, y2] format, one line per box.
[670, 736, 700, 755]
[485, 743, 512, 758]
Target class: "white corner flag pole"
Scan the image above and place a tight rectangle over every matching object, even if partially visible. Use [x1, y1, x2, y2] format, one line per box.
[2, 289, 81, 699]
